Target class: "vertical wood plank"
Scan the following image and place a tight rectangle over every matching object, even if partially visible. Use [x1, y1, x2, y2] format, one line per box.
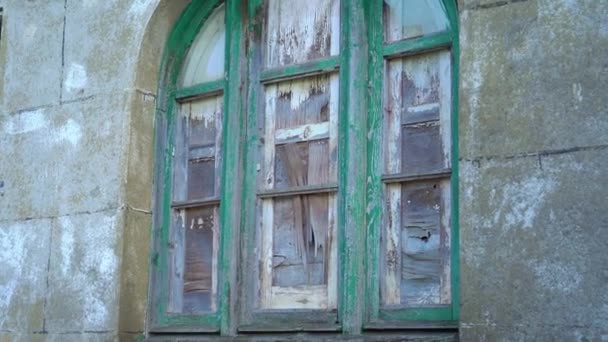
[308, 141, 329, 282]
[326, 193, 338, 309]
[383, 184, 401, 305]
[168, 210, 186, 313]
[439, 179, 451, 304]
[260, 79, 277, 309]
[260, 199, 274, 308]
[326, 72, 339, 309]
[211, 205, 220, 311]
[438, 51, 452, 169]
[173, 103, 190, 202]
[214, 96, 224, 197]
[382, 57, 403, 306]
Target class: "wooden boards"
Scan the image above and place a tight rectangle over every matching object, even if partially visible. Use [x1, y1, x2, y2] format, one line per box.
[259, 73, 339, 310]
[381, 50, 452, 307]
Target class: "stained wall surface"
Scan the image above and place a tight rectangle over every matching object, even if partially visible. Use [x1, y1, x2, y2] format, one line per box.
[458, 0, 608, 340]
[0, 0, 605, 341]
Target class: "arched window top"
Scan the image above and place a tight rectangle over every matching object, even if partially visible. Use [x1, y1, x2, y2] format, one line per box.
[178, 3, 226, 88]
[384, 0, 450, 42]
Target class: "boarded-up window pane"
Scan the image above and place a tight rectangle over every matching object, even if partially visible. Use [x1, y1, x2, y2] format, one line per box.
[400, 180, 450, 305]
[257, 73, 339, 310]
[188, 158, 215, 200]
[382, 50, 452, 307]
[401, 123, 443, 174]
[384, 51, 452, 175]
[381, 180, 451, 306]
[275, 140, 330, 190]
[178, 4, 225, 87]
[174, 96, 223, 202]
[169, 95, 222, 314]
[263, 0, 340, 68]
[168, 205, 220, 314]
[272, 194, 329, 287]
[383, 0, 449, 42]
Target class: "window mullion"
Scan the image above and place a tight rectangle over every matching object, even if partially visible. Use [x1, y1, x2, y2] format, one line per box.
[339, 0, 368, 335]
[218, 0, 246, 335]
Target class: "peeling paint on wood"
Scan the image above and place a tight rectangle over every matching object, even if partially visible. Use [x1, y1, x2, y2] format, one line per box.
[263, 0, 340, 68]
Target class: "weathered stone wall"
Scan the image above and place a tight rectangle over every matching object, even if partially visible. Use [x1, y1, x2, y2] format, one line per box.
[0, 0, 187, 340]
[459, 0, 608, 339]
[0, 0, 606, 341]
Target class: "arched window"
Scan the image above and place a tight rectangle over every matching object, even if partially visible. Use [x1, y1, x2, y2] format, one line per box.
[150, 0, 459, 336]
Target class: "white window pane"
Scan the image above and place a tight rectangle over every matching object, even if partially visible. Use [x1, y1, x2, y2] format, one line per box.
[178, 4, 225, 87]
[384, 0, 449, 42]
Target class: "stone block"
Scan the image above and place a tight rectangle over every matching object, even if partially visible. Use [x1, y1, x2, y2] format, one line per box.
[459, 147, 608, 335]
[459, 0, 608, 159]
[45, 209, 123, 333]
[0, 92, 129, 221]
[1, 1, 64, 113]
[0, 219, 51, 333]
[124, 91, 156, 211]
[61, 0, 158, 101]
[118, 208, 151, 334]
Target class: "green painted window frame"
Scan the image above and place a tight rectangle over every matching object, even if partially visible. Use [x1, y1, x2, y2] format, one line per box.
[364, 0, 460, 330]
[149, 0, 459, 335]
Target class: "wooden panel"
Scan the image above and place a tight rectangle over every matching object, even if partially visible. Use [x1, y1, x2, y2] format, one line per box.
[168, 205, 220, 314]
[183, 206, 218, 313]
[273, 74, 330, 130]
[189, 99, 217, 148]
[261, 192, 336, 310]
[173, 105, 189, 202]
[274, 140, 330, 190]
[188, 158, 215, 200]
[269, 285, 328, 310]
[274, 142, 308, 190]
[383, 0, 449, 43]
[384, 51, 451, 175]
[382, 184, 402, 305]
[272, 194, 328, 287]
[263, 0, 340, 68]
[187, 96, 223, 200]
[178, 4, 226, 87]
[401, 122, 443, 174]
[167, 210, 186, 313]
[400, 180, 450, 306]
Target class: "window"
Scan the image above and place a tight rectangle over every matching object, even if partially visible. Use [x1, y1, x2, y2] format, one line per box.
[150, 0, 459, 335]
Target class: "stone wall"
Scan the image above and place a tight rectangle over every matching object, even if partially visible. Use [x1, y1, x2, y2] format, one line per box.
[458, 0, 608, 339]
[0, 0, 606, 340]
[0, 0, 187, 340]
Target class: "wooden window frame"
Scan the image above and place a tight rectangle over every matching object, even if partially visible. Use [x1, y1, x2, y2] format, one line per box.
[149, 0, 459, 336]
